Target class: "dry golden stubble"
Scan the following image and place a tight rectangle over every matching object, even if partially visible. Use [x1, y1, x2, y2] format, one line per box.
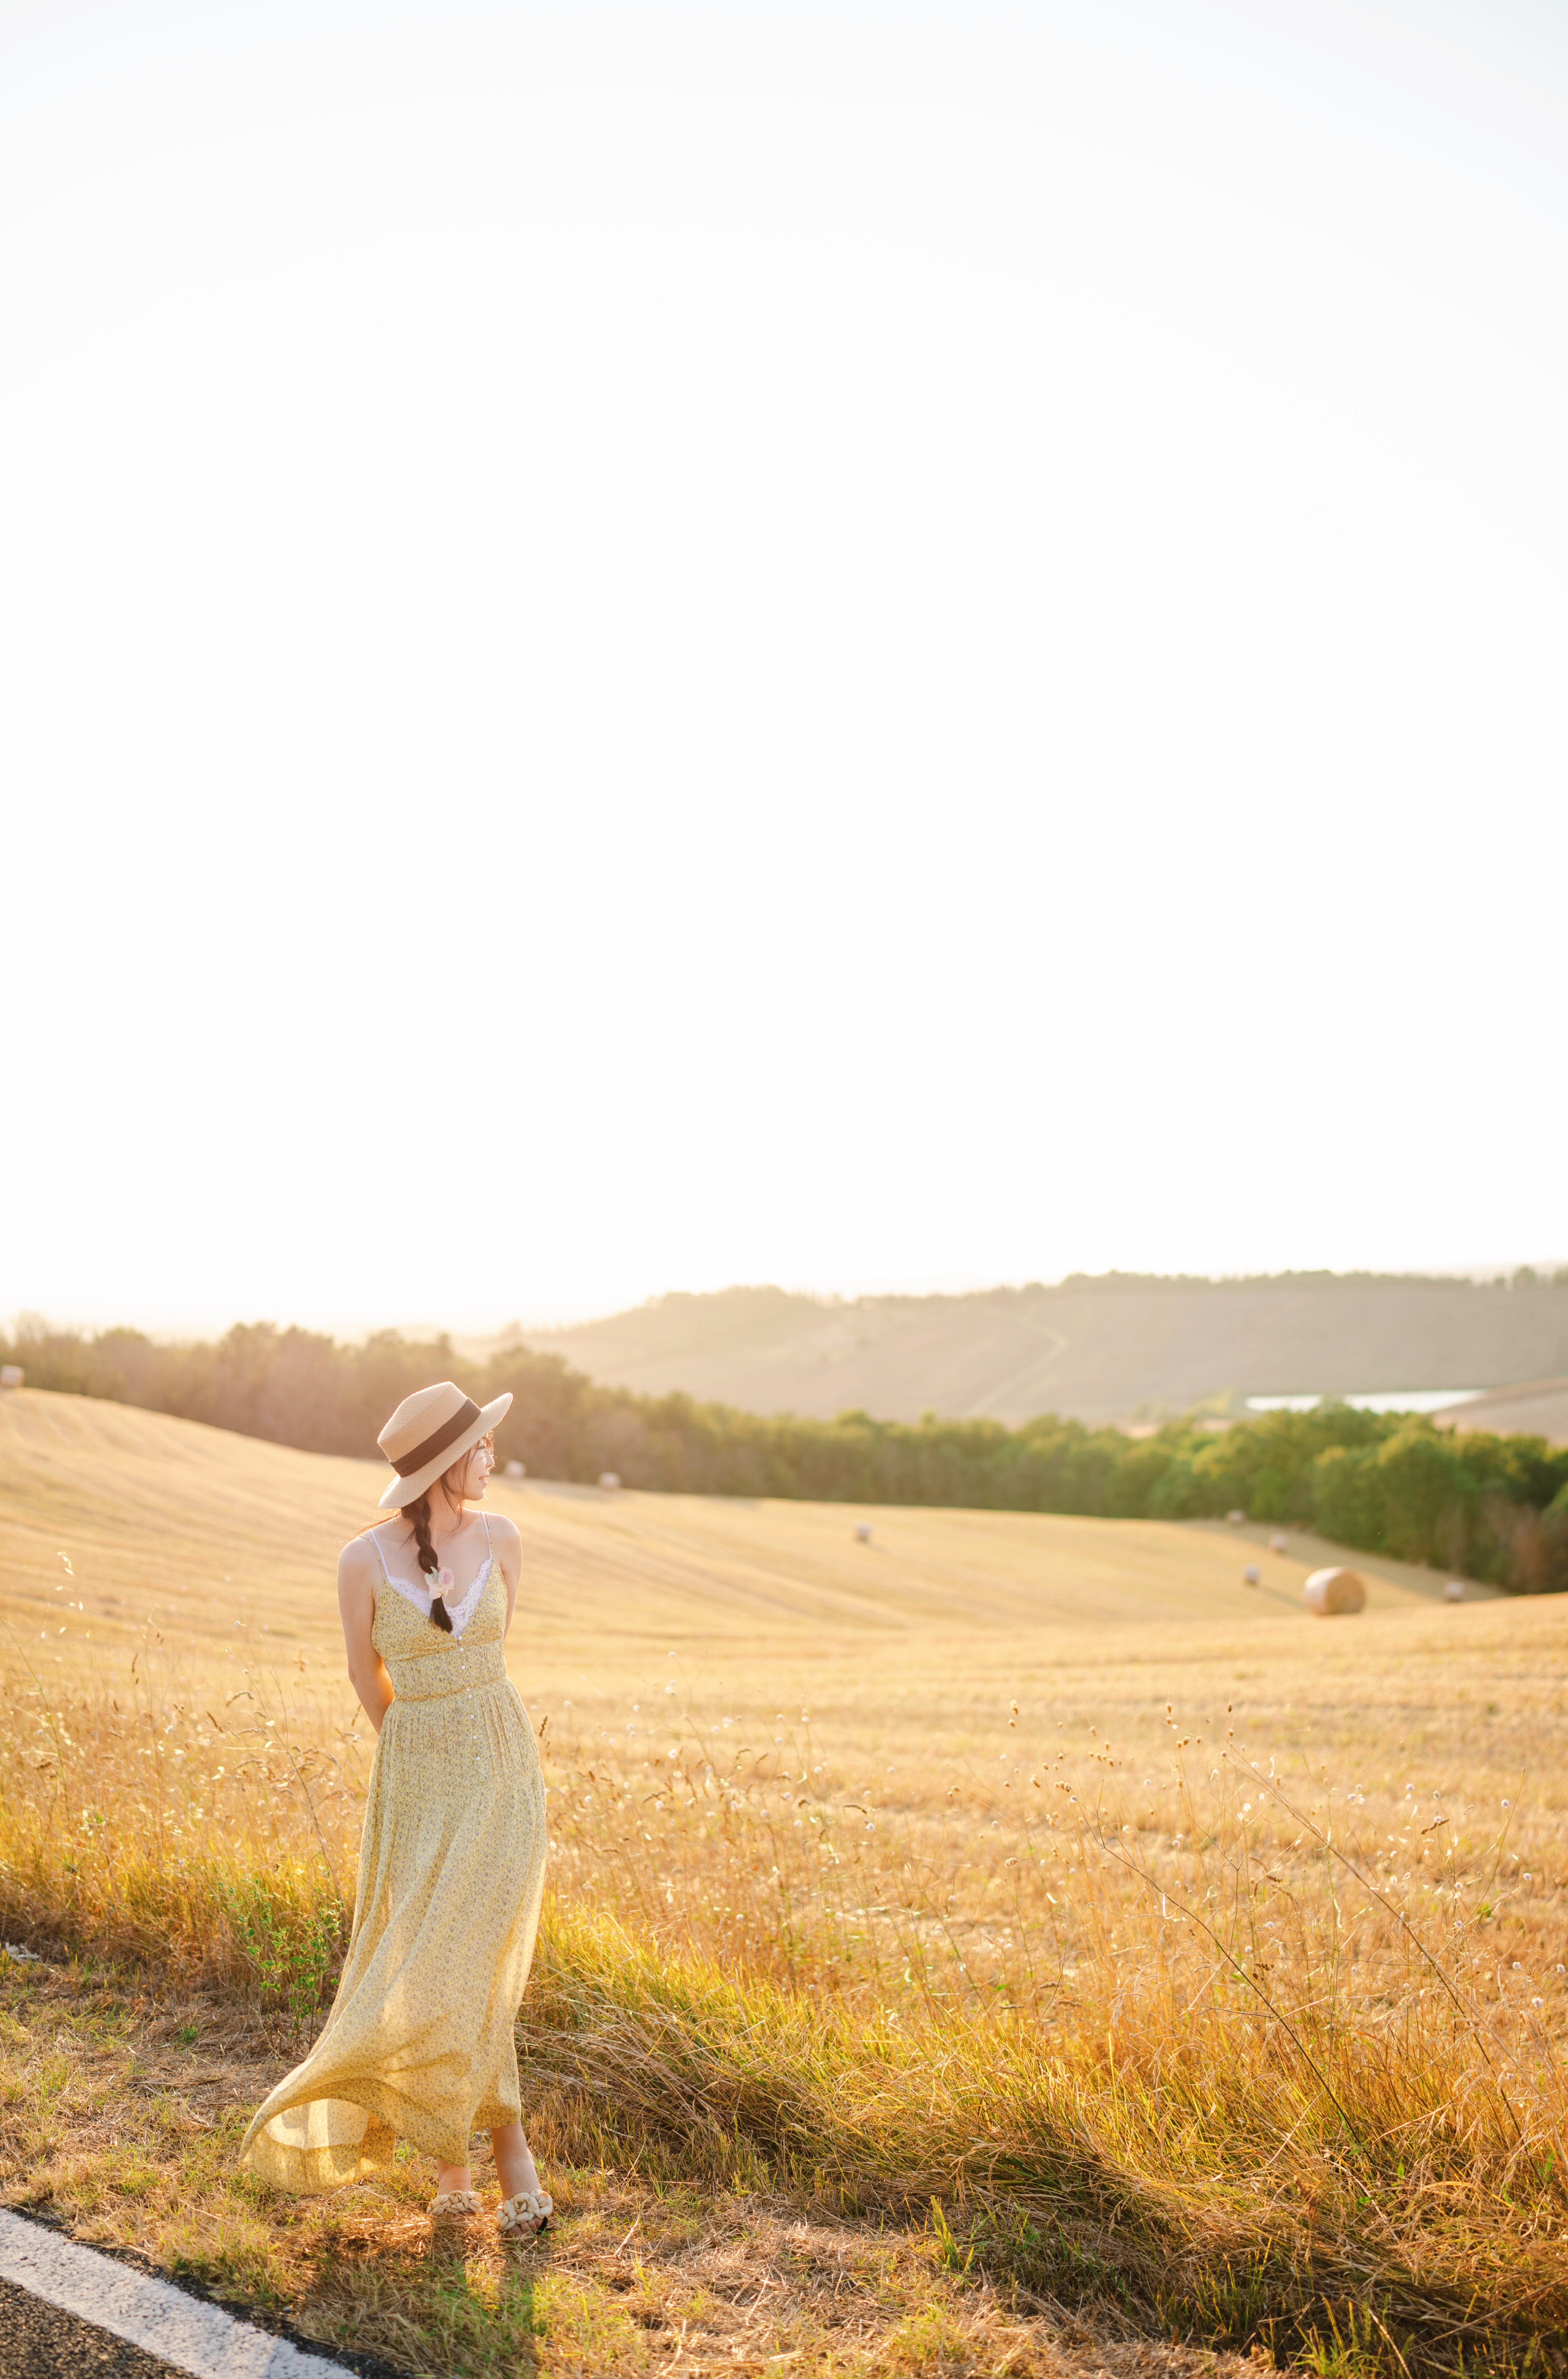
[4, 1393, 1568, 2370]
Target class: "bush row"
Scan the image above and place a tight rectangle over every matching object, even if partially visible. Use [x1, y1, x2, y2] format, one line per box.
[6, 1318, 1567, 1591]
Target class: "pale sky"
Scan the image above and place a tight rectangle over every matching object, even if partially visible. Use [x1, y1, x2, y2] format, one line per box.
[4, 0, 1565, 1337]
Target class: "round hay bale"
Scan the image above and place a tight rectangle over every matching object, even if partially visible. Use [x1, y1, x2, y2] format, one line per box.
[854, 1522, 872, 1543]
[1445, 1579, 1465, 1603]
[1226, 1509, 1246, 1526]
[597, 1471, 621, 1492]
[1242, 1564, 1261, 1586]
[1303, 1566, 1366, 1616]
[505, 1459, 526, 1480]
[1269, 1532, 1289, 1554]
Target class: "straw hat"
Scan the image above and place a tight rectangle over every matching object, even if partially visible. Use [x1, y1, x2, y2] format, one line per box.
[376, 1381, 514, 1509]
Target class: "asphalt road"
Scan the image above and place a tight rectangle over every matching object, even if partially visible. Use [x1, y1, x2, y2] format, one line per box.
[0, 2213, 362, 2379]
[0, 2273, 187, 2377]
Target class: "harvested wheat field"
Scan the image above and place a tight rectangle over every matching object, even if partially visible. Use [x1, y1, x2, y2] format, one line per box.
[1, 1387, 1566, 2378]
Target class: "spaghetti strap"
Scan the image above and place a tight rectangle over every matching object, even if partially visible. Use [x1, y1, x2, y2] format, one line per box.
[366, 1527, 391, 1586]
[482, 1511, 492, 1554]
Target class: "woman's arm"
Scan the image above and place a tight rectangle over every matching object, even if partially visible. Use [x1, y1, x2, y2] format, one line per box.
[491, 1514, 523, 1634]
[338, 1538, 394, 1732]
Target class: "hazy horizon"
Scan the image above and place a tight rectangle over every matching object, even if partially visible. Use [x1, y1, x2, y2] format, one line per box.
[11, 1255, 1568, 1349]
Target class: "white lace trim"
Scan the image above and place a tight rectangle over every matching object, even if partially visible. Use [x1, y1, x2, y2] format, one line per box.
[378, 1556, 494, 1638]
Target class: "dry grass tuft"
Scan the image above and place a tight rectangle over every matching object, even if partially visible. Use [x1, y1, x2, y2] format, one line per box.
[0, 1956, 1287, 2378]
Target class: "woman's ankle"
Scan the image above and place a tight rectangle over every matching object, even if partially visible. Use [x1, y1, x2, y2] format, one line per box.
[491, 2123, 541, 2202]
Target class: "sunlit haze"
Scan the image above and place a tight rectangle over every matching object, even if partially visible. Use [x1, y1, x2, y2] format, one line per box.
[4, 0, 1565, 1337]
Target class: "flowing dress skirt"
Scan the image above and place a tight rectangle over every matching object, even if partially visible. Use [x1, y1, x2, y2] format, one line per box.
[240, 1579, 546, 2194]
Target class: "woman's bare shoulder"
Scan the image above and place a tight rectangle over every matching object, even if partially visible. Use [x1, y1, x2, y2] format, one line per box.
[486, 1511, 522, 1549]
[338, 1531, 381, 1581]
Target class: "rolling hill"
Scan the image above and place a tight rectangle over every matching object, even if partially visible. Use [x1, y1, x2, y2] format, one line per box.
[519, 1272, 1568, 1428]
[1433, 1377, 1568, 1444]
[0, 1386, 1484, 1687]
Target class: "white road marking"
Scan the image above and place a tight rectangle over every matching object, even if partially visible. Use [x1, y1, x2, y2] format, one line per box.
[0, 2209, 352, 2378]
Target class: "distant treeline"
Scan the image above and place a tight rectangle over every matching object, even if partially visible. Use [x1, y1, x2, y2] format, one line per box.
[7, 1319, 1568, 1594]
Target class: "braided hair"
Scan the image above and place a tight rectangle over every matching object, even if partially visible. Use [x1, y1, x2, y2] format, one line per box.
[401, 1491, 454, 1632]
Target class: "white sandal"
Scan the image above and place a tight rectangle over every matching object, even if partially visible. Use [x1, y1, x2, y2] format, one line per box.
[496, 2189, 552, 2238]
[429, 2189, 484, 2219]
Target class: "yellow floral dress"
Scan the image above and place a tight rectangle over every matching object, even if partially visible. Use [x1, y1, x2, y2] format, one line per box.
[240, 1524, 548, 2193]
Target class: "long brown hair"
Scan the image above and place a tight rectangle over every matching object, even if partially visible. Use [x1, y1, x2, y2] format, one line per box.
[392, 1431, 494, 1633]
[401, 1491, 453, 1631]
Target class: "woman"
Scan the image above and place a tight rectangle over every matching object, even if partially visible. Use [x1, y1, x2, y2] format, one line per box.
[240, 1381, 551, 2239]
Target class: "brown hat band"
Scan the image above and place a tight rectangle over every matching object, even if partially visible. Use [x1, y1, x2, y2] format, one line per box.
[387, 1396, 483, 1479]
